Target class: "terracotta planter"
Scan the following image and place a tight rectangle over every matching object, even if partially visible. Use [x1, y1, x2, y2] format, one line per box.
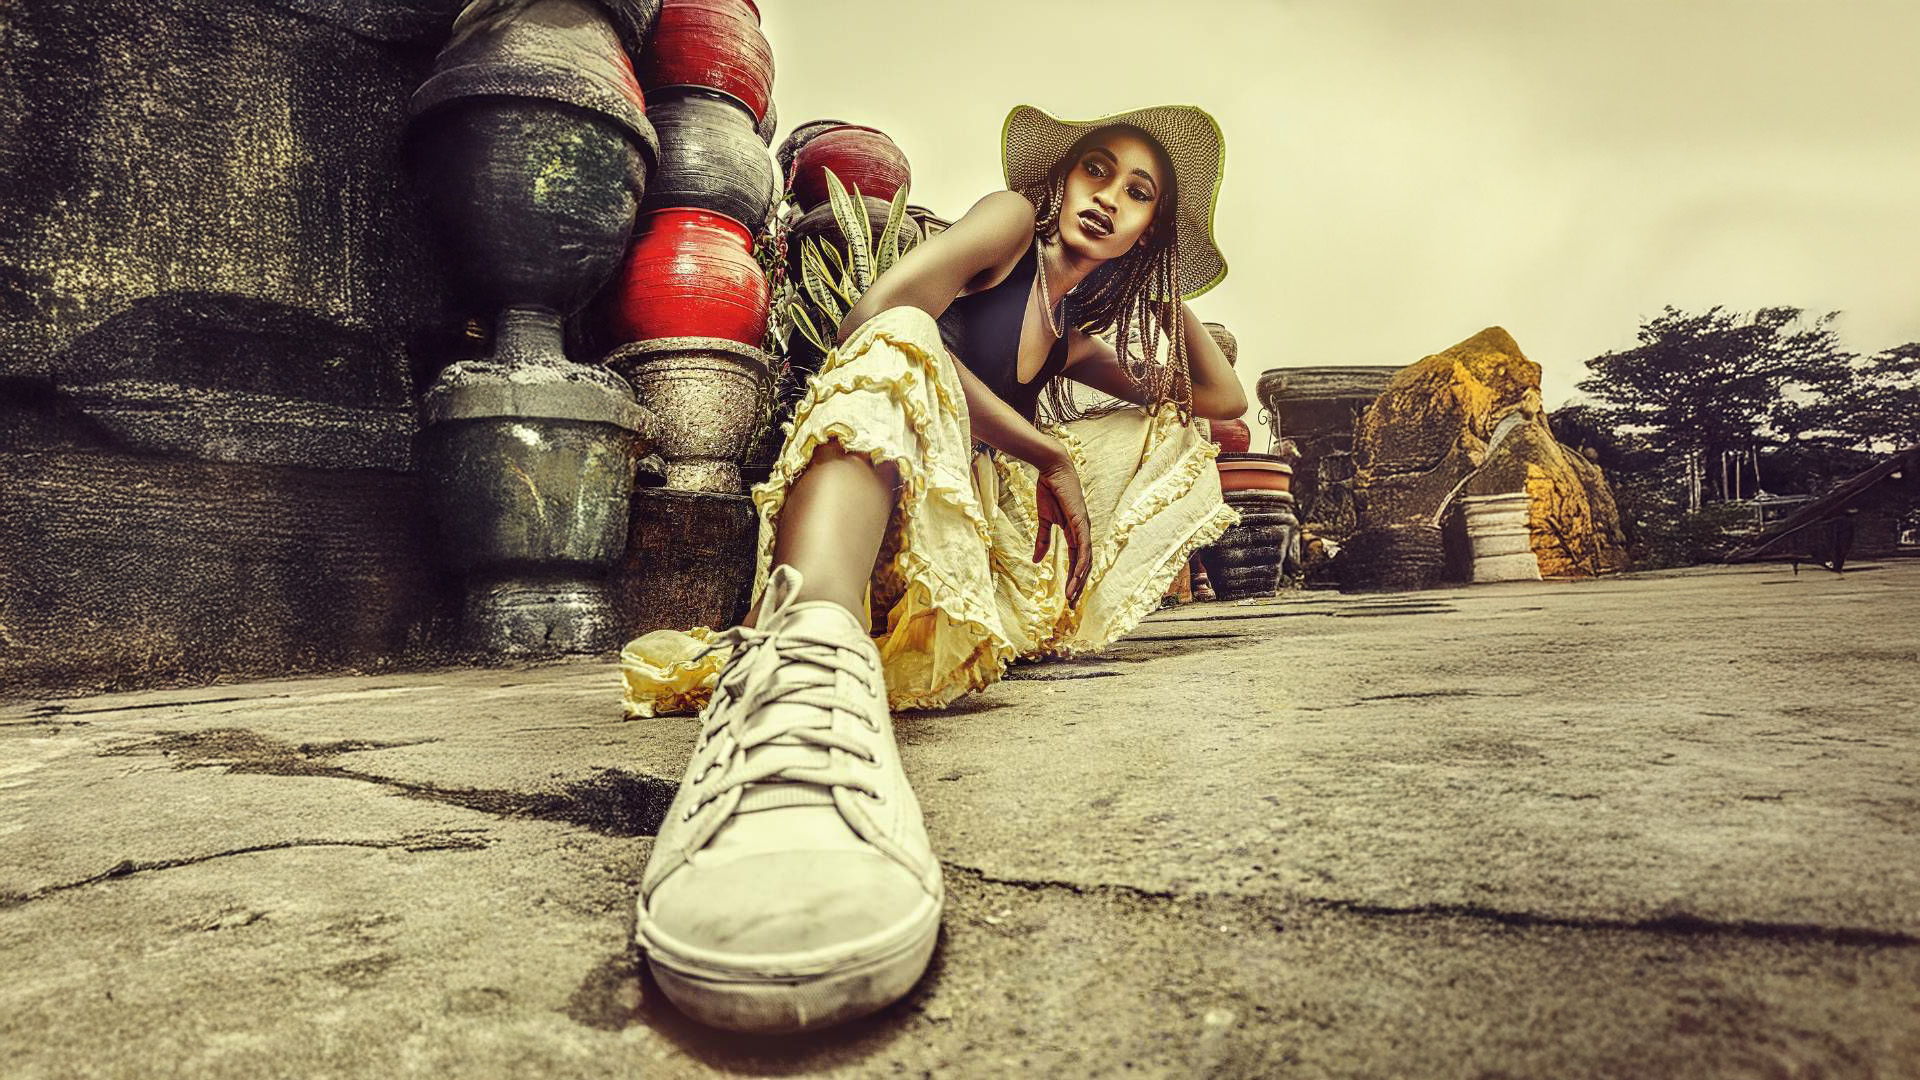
[639, 0, 774, 125]
[411, 0, 656, 158]
[790, 125, 911, 211]
[1217, 452, 1292, 494]
[1208, 417, 1251, 455]
[587, 0, 664, 61]
[606, 336, 770, 493]
[641, 87, 776, 230]
[607, 209, 768, 345]
[410, 99, 649, 331]
[776, 117, 850, 184]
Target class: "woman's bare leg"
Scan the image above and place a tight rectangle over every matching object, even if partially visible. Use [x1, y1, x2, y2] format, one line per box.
[745, 440, 899, 630]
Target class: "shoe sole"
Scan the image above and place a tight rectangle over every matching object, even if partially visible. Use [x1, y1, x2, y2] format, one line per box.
[641, 901, 941, 1034]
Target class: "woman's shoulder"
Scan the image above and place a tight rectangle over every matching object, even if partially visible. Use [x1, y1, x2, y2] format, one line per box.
[951, 190, 1038, 247]
[939, 191, 1038, 298]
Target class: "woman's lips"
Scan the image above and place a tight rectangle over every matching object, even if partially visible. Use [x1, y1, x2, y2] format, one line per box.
[1078, 209, 1113, 238]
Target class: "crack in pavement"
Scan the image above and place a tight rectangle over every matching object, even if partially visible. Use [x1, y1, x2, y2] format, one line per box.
[22, 694, 291, 718]
[101, 729, 676, 838]
[1303, 897, 1920, 948]
[944, 862, 1178, 902]
[0, 832, 490, 909]
[945, 865, 1919, 948]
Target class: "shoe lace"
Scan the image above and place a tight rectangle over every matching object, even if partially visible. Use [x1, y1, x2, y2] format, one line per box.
[684, 622, 885, 819]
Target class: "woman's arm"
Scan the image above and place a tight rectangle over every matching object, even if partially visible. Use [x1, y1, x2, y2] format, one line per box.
[834, 189, 1032, 345]
[1178, 303, 1249, 421]
[1059, 302, 1249, 421]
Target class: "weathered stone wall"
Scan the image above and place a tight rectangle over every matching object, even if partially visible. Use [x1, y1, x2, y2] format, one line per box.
[0, 1, 474, 695]
[1, 0, 462, 450]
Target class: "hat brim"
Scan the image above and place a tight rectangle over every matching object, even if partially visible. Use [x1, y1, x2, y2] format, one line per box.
[1001, 103, 1228, 300]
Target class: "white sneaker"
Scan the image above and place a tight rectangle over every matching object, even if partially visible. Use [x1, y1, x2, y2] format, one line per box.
[636, 565, 943, 1033]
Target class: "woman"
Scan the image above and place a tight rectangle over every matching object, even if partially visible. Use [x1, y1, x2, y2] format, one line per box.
[627, 104, 1247, 1034]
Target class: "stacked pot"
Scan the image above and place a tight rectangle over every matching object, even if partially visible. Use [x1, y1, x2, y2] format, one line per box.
[577, 0, 781, 633]
[405, 0, 664, 655]
[1192, 322, 1301, 600]
[1461, 492, 1541, 583]
[1201, 488, 1302, 601]
[600, 0, 779, 498]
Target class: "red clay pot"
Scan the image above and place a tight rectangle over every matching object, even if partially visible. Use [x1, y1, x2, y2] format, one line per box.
[607, 208, 768, 345]
[1209, 417, 1252, 454]
[789, 125, 911, 211]
[639, 0, 773, 126]
[1217, 455, 1293, 494]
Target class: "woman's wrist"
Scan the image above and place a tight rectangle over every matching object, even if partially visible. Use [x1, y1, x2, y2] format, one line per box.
[1028, 435, 1071, 474]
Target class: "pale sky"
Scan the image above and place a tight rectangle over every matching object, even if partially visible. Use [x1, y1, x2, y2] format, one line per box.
[759, 0, 1920, 421]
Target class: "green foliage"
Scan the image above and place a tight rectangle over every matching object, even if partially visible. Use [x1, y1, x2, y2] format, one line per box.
[1569, 304, 1920, 565]
[1576, 305, 1848, 490]
[1575, 305, 1920, 507]
[782, 170, 917, 360]
[1829, 343, 1920, 450]
[1628, 499, 1757, 571]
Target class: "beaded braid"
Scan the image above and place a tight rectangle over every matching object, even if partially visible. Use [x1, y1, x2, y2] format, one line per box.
[1019, 133, 1194, 425]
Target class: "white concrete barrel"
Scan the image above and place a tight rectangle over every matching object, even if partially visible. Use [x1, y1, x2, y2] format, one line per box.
[1462, 492, 1541, 582]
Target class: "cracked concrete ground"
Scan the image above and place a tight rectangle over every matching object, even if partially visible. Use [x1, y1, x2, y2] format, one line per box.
[3, 562, 1917, 1078]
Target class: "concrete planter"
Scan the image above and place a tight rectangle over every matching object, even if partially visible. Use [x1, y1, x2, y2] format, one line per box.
[614, 487, 759, 636]
[607, 336, 769, 494]
[419, 320, 655, 655]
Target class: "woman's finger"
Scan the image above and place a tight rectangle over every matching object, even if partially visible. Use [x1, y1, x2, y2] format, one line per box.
[1033, 483, 1060, 563]
[1070, 510, 1091, 603]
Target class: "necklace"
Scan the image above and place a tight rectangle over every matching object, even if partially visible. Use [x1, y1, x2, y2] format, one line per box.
[1034, 237, 1067, 338]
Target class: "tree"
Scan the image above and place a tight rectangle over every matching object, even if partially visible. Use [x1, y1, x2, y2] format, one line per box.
[1845, 342, 1920, 450]
[1576, 306, 1850, 509]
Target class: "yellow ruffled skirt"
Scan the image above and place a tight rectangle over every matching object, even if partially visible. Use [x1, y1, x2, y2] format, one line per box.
[619, 305, 1238, 717]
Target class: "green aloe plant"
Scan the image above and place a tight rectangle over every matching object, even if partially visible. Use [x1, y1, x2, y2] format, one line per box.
[784, 169, 918, 358]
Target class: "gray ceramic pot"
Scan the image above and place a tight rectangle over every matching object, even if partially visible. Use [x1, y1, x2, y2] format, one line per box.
[419, 311, 657, 654]
[1200, 490, 1299, 600]
[606, 336, 770, 495]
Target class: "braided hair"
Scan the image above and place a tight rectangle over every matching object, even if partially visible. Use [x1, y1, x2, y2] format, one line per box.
[1019, 124, 1191, 424]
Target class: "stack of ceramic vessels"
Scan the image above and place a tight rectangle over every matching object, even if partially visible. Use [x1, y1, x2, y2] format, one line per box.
[599, 0, 777, 499]
[1461, 491, 1541, 583]
[593, 0, 779, 633]
[1196, 321, 1302, 599]
[405, 0, 663, 656]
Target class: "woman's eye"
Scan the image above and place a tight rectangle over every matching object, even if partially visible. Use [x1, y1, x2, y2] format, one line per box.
[1083, 160, 1106, 177]
[1129, 187, 1150, 201]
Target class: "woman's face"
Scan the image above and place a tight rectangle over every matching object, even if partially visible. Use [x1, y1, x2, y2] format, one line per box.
[1058, 129, 1167, 261]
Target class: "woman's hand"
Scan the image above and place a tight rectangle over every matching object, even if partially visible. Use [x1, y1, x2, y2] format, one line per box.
[1034, 453, 1092, 605]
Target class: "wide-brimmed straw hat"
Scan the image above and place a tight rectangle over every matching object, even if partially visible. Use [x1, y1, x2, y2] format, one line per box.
[1001, 103, 1228, 299]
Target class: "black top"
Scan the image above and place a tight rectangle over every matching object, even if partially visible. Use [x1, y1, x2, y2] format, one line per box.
[935, 241, 1069, 423]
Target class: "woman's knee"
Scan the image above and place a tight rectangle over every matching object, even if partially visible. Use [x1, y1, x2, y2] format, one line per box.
[843, 304, 940, 345]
